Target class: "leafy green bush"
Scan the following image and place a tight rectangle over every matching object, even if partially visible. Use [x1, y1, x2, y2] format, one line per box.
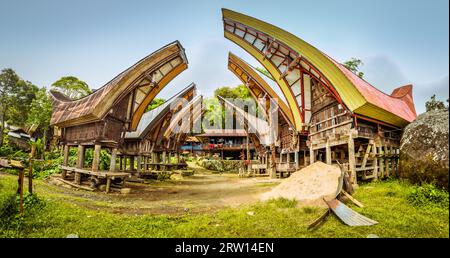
[0, 143, 28, 160]
[0, 192, 45, 228]
[407, 183, 449, 208]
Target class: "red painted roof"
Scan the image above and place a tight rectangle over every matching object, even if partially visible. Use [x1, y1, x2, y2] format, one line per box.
[327, 56, 417, 123]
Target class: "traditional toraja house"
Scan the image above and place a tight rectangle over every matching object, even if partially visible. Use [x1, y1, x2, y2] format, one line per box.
[121, 83, 198, 175]
[227, 52, 308, 175]
[222, 9, 417, 184]
[195, 129, 256, 160]
[50, 41, 188, 191]
[162, 94, 204, 153]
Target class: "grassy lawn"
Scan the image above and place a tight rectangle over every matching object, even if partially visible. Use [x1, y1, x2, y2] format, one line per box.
[0, 173, 448, 238]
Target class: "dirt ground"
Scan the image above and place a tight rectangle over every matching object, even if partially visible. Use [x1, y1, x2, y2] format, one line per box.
[41, 162, 282, 215]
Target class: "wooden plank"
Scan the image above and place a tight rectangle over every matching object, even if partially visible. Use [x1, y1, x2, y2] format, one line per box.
[341, 190, 364, 208]
[61, 166, 130, 178]
[360, 143, 372, 169]
[29, 144, 36, 194]
[18, 168, 24, 216]
[55, 177, 95, 191]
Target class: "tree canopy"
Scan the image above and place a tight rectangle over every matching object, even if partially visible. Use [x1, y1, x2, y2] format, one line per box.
[146, 98, 166, 112]
[51, 76, 92, 100]
[0, 68, 39, 145]
[425, 94, 448, 112]
[214, 84, 251, 99]
[343, 58, 364, 78]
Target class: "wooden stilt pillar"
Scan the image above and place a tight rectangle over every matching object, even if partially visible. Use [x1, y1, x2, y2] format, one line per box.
[309, 145, 315, 165]
[75, 145, 85, 184]
[325, 140, 332, 165]
[373, 142, 378, 181]
[136, 155, 141, 174]
[384, 146, 391, 177]
[62, 145, 69, 179]
[269, 144, 276, 179]
[110, 148, 117, 172]
[348, 137, 357, 185]
[129, 156, 135, 171]
[92, 144, 101, 172]
[28, 144, 36, 194]
[143, 156, 148, 171]
[303, 150, 307, 167]
[294, 151, 299, 169]
[162, 151, 167, 164]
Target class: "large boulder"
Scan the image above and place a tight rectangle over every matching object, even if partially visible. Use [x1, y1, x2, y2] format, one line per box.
[399, 109, 449, 189]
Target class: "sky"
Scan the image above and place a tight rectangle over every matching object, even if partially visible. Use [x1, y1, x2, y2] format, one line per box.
[0, 0, 448, 114]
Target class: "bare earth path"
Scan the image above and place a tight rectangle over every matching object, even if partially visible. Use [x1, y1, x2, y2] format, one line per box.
[37, 162, 281, 215]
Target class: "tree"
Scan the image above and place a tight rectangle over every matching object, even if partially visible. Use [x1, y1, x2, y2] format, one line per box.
[255, 67, 273, 80]
[8, 79, 39, 127]
[51, 76, 92, 100]
[0, 68, 20, 146]
[343, 58, 364, 78]
[27, 87, 53, 149]
[425, 94, 446, 112]
[214, 85, 251, 99]
[146, 98, 166, 112]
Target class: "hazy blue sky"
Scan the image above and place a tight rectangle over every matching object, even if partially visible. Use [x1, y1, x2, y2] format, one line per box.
[0, 0, 448, 114]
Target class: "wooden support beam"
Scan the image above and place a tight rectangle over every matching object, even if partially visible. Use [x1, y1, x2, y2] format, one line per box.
[309, 145, 315, 165]
[379, 146, 384, 178]
[373, 142, 378, 181]
[18, 167, 24, 216]
[106, 177, 111, 194]
[136, 155, 141, 173]
[360, 142, 372, 169]
[385, 146, 390, 177]
[92, 144, 101, 172]
[348, 136, 357, 185]
[110, 148, 117, 172]
[269, 144, 276, 179]
[28, 144, 36, 194]
[129, 156, 135, 171]
[325, 140, 332, 165]
[62, 145, 69, 179]
[75, 145, 85, 185]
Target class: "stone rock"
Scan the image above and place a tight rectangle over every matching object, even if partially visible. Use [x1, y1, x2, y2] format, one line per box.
[400, 109, 449, 188]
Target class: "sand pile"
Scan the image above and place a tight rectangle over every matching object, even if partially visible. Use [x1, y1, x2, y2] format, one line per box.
[261, 161, 342, 207]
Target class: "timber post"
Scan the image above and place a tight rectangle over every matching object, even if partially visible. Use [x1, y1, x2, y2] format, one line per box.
[347, 136, 357, 185]
[309, 145, 315, 165]
[62, 144, 69, 179]
[325, 139, 332, 165]
[28, 144, 36, 194]
[92, 144, 101, 172]
[18, 167, 24, 216]
[136, 155, 141, 174]
[110, 148, 117, 172]
[75, 145, 85, 184]
[373, 142, 378, 181]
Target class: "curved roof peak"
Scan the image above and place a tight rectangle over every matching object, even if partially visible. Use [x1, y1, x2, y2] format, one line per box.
[222, 8, 417, 126]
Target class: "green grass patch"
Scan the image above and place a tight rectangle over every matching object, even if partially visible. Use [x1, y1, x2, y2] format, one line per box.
[0, 174, 448, 238]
